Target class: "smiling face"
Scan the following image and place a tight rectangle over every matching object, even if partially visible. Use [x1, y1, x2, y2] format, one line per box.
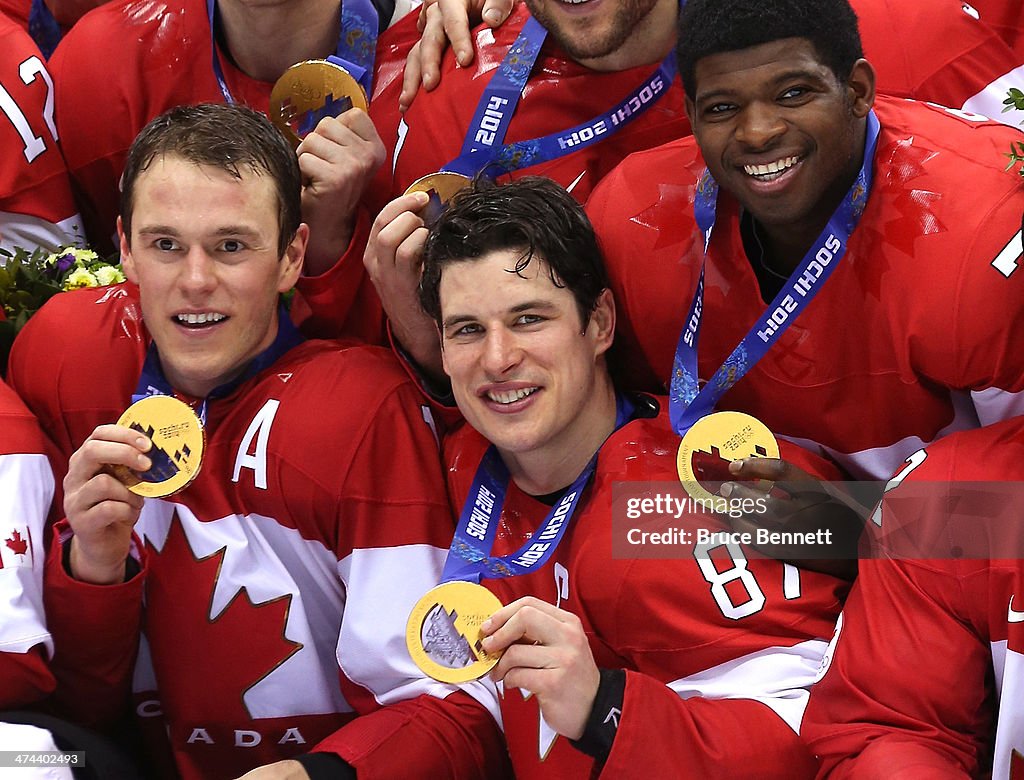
[524, 0, 676, 71]
[439, 249, 616, 490]
[686, 38, 874, 253]
[119, 155, 305, 399]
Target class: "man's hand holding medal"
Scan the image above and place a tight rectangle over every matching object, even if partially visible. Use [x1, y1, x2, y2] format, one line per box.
[65, 395, 204, 585]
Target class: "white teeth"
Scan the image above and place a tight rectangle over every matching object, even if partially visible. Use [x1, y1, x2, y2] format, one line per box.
[743, 156, 799, 179]
[562, 0, 591, 5]
[176, 312, 226, 325]
[487, 387, 538, 404]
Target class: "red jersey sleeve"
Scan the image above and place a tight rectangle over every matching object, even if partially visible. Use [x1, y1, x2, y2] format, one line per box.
[43, 521, 147, 729]
[290, 207, 386, 345]
[603, 672, 818, 779]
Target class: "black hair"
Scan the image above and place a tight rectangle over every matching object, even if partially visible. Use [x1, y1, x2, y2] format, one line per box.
[677, 0, 864, 100]
[419, 177, 610, 328]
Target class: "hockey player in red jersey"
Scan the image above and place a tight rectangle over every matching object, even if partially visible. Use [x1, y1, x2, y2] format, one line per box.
[583, 0, 1024, 481]
[8, 104, 506, 780]
[411, 176, 853, 777]
[0, 378, 56, 709]
[802, 421, 1024, 779]
[47, 0, 398, 281]
[0, 15, 82, 254]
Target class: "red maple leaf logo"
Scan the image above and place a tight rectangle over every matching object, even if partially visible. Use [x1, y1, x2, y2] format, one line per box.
[690, 444, 737, 484]
[5, 529, 28, 557]
[143, 513, 302, 728]
[690, 443, 769, 494]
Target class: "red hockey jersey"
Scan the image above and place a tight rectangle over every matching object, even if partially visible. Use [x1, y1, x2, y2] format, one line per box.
[9, 284, 505, 779]
[0, 378, 56, 709]
[0, 14, 82, 254]
[444, 404, 848, 778]
[803, 417, 1024, 779]
[856, 0, 1024, 122]
[587, 96, 1024, 480]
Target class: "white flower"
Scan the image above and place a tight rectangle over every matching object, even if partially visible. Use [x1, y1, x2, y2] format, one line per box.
[63, 267, 99, 290]
[94, 265, 126, 286]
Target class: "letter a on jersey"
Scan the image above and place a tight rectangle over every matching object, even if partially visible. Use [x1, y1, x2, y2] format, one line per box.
[232, 400, 280, 490]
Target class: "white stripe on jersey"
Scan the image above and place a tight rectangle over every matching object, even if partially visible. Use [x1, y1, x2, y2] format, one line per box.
[989, 640, 1024, 780]
[962, 65, 1024, 127]
[0, 453, 53, 655]
[972, 386, 1024, 427]
[666, 638, 829, 734]
[338, 544, 503, 725]
[0, 210, 84, 257]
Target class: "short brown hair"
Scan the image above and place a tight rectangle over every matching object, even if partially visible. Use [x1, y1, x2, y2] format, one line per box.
[120, 103, 301, 256]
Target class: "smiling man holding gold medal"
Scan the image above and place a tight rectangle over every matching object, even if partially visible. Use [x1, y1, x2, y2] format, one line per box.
[47, 0, 402, 311]
[8, 104, 507, 780]
[405, 175, 857, 778]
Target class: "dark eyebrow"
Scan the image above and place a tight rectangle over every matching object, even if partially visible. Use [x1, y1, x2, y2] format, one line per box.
[768, 67, 831, 87]
[509, 300, 559, 314]
[211, 226, 262, 238]
[136, 225, 181, 237]
[135, 225, 262, 238]
[696, 67, 828, 104]
[442, 314, 476, 330]
[442, 300, 560, 330]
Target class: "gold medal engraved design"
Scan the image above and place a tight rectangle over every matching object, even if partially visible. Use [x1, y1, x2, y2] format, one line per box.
[403, 172, 472, 226]
[676, 411, 779, 505]
[110, 395, 205, 498]
[407, 581, 504, 684]
[269, 60, 368, 148]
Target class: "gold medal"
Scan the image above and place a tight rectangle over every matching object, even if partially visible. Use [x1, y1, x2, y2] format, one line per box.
[110, 395, 205, 498]
[406, 581, 503, 684]
[676, 411, 779, 504]
[269, 60, 368, 148]
[403, 172, 472, 225]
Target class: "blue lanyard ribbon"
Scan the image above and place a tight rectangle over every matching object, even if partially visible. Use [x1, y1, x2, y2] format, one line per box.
[207, 0, 378, 104]
[442, 16, 677, 178]
[441, 393, 634, 584]
[28, 0, 62, 59]
[669, 110, 881, 435]
[132, 305, 304, 424]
